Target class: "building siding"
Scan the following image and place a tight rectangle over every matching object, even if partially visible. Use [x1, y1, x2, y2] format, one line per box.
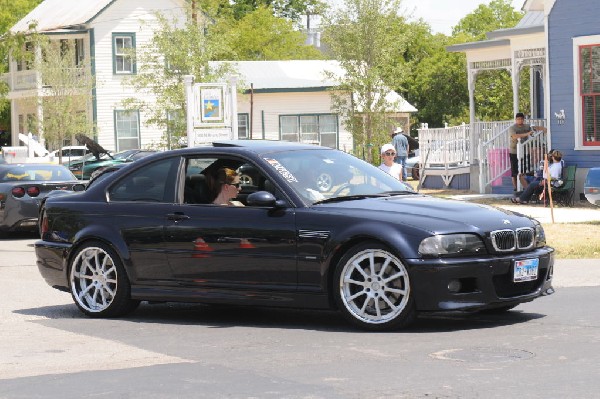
[237, 91, 353, 152]
[91, 0, 185, 151]
[548, 0, 600, 169]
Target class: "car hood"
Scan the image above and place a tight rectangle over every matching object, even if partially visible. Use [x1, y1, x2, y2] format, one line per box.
[316, 194, 537, 234]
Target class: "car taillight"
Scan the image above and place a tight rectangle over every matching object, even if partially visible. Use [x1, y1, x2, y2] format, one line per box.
[27, 186, 41, 197]
[11, 187, 25, 198]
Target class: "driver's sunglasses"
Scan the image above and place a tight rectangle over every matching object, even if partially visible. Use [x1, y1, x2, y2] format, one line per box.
[384, 152, 396, 156]
[228, 182, 241, 188]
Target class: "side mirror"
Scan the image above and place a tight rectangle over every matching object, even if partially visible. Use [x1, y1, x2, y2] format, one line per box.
[246, 191, 286, 208]
[72, 183, 86, 192]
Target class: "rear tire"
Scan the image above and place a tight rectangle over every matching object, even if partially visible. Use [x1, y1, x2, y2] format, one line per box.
[333, 242, 415, 331]
[69, 241, 139, 317]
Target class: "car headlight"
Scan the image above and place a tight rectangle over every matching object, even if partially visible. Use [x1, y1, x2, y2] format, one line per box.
[419, 234, 486, 257]
[534, 221, 546, 247]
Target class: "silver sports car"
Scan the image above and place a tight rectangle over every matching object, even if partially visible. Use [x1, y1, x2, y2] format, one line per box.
[0, 163, 80, 234]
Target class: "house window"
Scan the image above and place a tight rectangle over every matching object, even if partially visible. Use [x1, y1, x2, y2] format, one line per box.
[112, 33, 136, 74]
[279, 114, 338, 148]
[16, 42, 34, 71]
[238, 114, 249, 139]
[75, 38, 85, 66]
[115, 110, 140, 151]
[580, 44, 600, 146]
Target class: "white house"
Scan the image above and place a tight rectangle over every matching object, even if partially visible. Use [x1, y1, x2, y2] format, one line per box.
[225, 60, 417, 153]
[5, 0, 187, 152]
[5, 0, 416, 155]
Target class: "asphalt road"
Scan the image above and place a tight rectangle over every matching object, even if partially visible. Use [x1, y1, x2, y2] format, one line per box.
[1, 235, 599, 399]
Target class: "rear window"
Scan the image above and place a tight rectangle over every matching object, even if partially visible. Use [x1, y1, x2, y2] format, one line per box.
[0, 165, 76, 181]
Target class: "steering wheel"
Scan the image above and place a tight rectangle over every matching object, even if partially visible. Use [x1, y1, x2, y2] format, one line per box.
[331, 183, 353, 197]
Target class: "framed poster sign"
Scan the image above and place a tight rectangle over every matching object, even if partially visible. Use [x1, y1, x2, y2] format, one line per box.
[200, 87, 223, 122]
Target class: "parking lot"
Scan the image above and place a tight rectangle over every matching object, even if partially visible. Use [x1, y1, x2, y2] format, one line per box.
[1, 235, 600, 398]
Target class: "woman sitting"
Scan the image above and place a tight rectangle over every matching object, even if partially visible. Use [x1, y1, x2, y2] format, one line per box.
[511, 150, 563, 204]
[211, 167, 244, 206]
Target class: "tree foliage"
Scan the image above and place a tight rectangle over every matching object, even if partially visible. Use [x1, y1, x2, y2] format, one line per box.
[0, 0, 43, 128]
[452, 0, 523, 39]
[212, 6, 323, 60]
[30, 37, 94, 153]
[125, 5, 324, 149]
[123, 12, 233, 149]
[402, 0, 525, 129]
[321, 0, 411, 162]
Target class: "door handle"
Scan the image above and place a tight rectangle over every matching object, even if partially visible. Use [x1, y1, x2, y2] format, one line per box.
[167, 212, 190, 221]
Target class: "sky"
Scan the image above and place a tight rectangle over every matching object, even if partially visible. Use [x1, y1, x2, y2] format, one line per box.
[400, 0, 526, 35]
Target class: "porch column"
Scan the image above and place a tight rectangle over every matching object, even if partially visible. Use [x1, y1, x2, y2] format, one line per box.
[511, 61, 520, 115]
[10, 100, 19, 146]
[468, 68, 477, 162]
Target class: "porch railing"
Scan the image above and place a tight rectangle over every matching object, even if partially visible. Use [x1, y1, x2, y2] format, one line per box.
[3, 68, 90, 92]
[478, 119, 547, 193]
[418, 123, 470, 167]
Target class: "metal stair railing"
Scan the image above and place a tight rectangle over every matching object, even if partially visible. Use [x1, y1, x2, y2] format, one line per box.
[478, 119, 547, 193]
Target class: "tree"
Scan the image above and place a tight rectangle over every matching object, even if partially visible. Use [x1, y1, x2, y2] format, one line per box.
[125, 6, 324, 149]
[321, 0, 411, 162]
[399, 21, 469, 130]
[401, 0, 525, 129]
[27, 36, 94, 155]
[0, 0, 43, 131]
[123, 12, 234, 149]
[213, 6, 324, 61]
[452, 0, 523, 39]
[227, 0, 325, 22]
[452, 0, 526, 122]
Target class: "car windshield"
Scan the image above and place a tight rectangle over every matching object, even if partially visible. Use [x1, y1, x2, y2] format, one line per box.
[113, 150, 137, 160]
[262, 149, 414, 205]
[0, 164, 76, 181]
[76, 152, 112, 163]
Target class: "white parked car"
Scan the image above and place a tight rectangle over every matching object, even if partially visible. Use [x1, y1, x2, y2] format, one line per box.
[50, 146, 90, 162]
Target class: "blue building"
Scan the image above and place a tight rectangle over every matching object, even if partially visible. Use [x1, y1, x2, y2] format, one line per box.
[444, 0, 600, 198]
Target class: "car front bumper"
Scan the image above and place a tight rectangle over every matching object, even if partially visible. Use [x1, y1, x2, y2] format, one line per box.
[406, 247, 554, 312]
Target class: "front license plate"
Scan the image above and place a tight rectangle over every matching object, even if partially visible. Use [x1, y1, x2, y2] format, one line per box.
[514, 258, 539, 282]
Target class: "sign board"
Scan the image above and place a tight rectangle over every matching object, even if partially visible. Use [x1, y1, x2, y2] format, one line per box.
[184, 76, 238, 146]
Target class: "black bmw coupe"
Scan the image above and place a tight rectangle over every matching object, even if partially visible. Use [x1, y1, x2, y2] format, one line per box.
[35, 140, 554, 330]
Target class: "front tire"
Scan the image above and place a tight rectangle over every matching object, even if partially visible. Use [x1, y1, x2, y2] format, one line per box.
[334, 242, 415, 331]
[69, 241, 139, 317]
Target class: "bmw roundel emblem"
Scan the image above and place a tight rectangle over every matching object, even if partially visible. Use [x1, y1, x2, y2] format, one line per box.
[502, 219, 511, 225]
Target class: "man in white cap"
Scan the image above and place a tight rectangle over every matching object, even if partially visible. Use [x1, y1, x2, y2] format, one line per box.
[391, 127, 409, 181]
[379, 143, 402, 180]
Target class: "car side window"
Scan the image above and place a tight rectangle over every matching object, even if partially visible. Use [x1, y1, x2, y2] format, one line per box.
[109, 158, 179, 202]
[183, 157, 287, 206]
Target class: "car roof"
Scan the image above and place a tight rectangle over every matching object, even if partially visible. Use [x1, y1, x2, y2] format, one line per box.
[212, 140, 325, 151]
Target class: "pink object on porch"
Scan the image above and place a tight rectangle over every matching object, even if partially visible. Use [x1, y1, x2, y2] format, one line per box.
[487, 148, 510, 186]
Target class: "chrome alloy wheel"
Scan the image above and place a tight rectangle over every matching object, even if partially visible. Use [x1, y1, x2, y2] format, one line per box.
[339, 249, 410, 325]
[70, 246, 118, 313]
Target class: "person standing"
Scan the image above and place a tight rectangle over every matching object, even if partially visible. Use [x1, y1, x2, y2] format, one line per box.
[379, 144, 402, 181]
[508, 112, 547, 192]
[392, 127, 409, 181]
